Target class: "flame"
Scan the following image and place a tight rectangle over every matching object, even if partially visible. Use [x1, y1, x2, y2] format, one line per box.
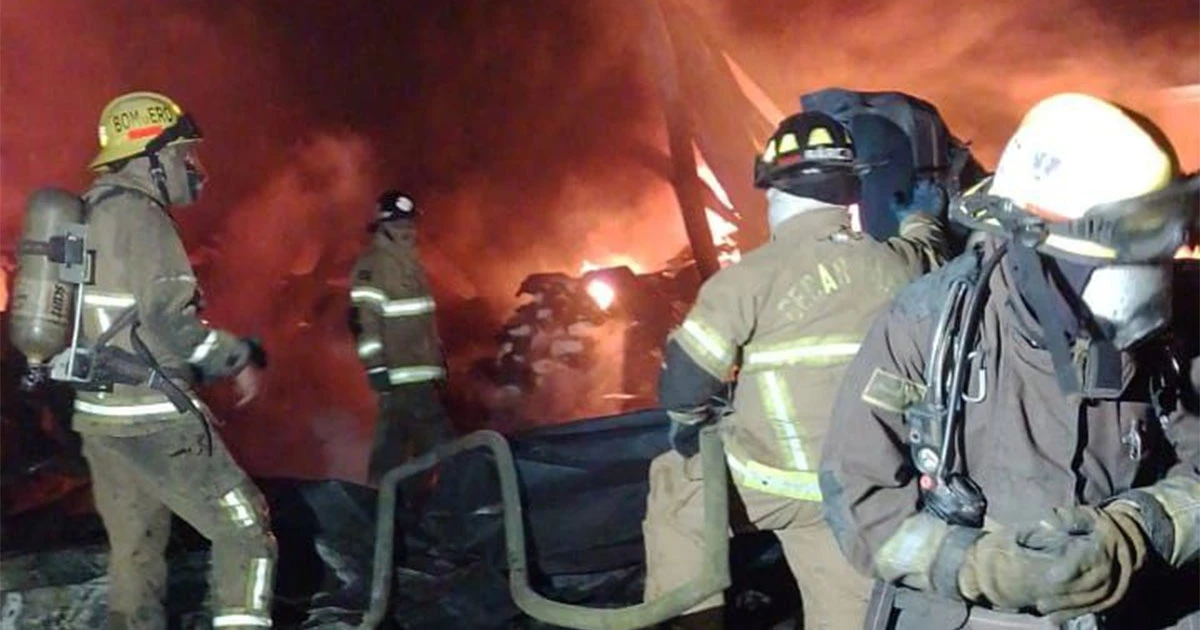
[580, 256, 644, 274]
[586, 278, 616, 310]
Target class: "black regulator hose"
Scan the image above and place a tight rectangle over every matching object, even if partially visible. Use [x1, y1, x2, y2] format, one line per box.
[129, 322, 211, 455]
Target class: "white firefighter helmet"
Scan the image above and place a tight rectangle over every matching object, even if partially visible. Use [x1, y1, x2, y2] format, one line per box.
[990, 92, 1175, 221]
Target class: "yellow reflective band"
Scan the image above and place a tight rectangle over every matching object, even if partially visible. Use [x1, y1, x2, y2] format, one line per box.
[758, 371, 809, 470]
[676, 318, 735, 377]
[743, 334, 862, 371]
[807, 128, 833, 146]
[388, 365, 446, 385]
[351, 286, 388, 304]
[188, 330, 219, 363]
[83, 291, 136, 309]
[778, 132, 800, 154]
[381, 296, 436, 317]
[726, 452, 822, 501]
[220, 487, 257, 528]
[213, 613, 272, 627]
[245, 557, 272, 613]
[356, 338, 383, 359]
[74, 399, 179, 417]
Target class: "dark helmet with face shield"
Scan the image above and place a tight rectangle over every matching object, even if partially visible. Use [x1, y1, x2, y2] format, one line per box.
[957, 93, 1196, 353]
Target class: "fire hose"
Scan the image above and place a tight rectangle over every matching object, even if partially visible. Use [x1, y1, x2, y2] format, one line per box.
[359, 425, 730, 630]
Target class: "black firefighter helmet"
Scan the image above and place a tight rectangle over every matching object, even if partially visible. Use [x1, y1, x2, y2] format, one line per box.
[753, 111, 859, 205]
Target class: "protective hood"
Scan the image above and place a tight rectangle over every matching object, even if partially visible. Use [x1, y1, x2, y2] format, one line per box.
[766, 188, 844, 234]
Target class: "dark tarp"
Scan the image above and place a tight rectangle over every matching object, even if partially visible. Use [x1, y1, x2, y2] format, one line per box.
[1, 409, 801, 629]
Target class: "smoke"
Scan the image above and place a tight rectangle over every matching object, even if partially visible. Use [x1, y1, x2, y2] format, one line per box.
[2, 0, 1195, 483]
[695, 0, 1199, 168]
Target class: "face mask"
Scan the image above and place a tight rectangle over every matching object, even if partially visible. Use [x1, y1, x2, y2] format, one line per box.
[184, 150, 207, 200]
[1079, 263, 1172, 350]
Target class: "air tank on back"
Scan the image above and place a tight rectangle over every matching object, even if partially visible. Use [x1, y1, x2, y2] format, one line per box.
[10, 187, 84, 368]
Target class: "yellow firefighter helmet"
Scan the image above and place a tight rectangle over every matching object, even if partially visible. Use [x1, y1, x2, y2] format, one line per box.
[989, 92, 1175, 221]
[89, 91, 202, 171]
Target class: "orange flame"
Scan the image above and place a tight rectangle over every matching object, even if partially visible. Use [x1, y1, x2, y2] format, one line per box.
[586, 278, 616, 310]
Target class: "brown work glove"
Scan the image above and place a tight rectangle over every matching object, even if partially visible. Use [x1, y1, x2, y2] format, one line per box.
[1033, 504, 1149, 623]
[957, 519, 1110, 615]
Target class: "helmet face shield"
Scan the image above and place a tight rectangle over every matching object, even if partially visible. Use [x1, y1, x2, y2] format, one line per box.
[1080, 263, 1172, 350]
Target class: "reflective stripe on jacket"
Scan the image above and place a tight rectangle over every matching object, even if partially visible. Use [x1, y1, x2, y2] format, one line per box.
[73, 176, 249, 436]
[667, 208, 946, 500]
[349, 224, 444, 383]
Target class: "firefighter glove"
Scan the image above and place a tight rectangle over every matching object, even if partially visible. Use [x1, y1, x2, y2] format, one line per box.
[367, 366, 390, 392]
[957, 519, 1112, 616]
[1030, 503, 1149, 622]
[242, 336, 268, 368]
[892, 179, 947, 223]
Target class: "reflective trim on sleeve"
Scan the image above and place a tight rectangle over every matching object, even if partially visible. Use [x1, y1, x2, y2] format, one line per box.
[351, 288, 437, 317]
[356, 338, 384, 359]
[674, 317, 735, 377]
[726, 452, 822, 501]
[757, 371, 810, 470]
[188, 330, 220, 363]
[82, 291, 136, 309]
[213, 613, 272, 628]
[381, 296, 436, 317]
[74, 399, 179, 417]
[388, 365, 446, 385]
[350, 286, 388, 305]
[743, 333, 862, 371]
[220, 487, 258, 529]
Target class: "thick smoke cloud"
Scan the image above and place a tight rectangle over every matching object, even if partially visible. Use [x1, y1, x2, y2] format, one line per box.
[2, 0, 1195, 482]
[698, 0, 1198, 167]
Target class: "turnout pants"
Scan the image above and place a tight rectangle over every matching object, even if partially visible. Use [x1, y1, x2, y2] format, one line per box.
[367, 381, 453, 484]
[643, 450, 871, 630]
[82, 421, 276, 629]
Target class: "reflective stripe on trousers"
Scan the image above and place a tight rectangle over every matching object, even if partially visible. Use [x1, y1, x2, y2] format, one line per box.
[726, 451, 822, 501]
[220, 487, 260, 529]
[74, 398, 179, 417]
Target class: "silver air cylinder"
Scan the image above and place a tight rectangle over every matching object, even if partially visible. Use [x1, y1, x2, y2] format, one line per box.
[10, 188, 85, 366]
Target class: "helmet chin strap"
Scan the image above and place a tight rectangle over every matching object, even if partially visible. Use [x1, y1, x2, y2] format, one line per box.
[1006, 241, 1082, 394]
[147, 152, 173, 205]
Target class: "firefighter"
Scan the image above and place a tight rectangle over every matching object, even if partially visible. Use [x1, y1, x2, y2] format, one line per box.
[350, 191, 452, 484]
[819, 93, 1200, 628]
[74, 92, 274, 629]
[645, 111, 950, 629]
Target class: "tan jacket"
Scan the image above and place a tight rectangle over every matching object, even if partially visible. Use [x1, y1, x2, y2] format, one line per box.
[668, 206, 946, 501]
[349, 224, 445, 386]
[73, 172, 250, 436]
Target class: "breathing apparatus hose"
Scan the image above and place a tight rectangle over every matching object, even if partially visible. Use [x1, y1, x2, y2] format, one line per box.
[128, 321, 210, 455]
[938, 241, 1008, 477]
[361, 426, 730, 630]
